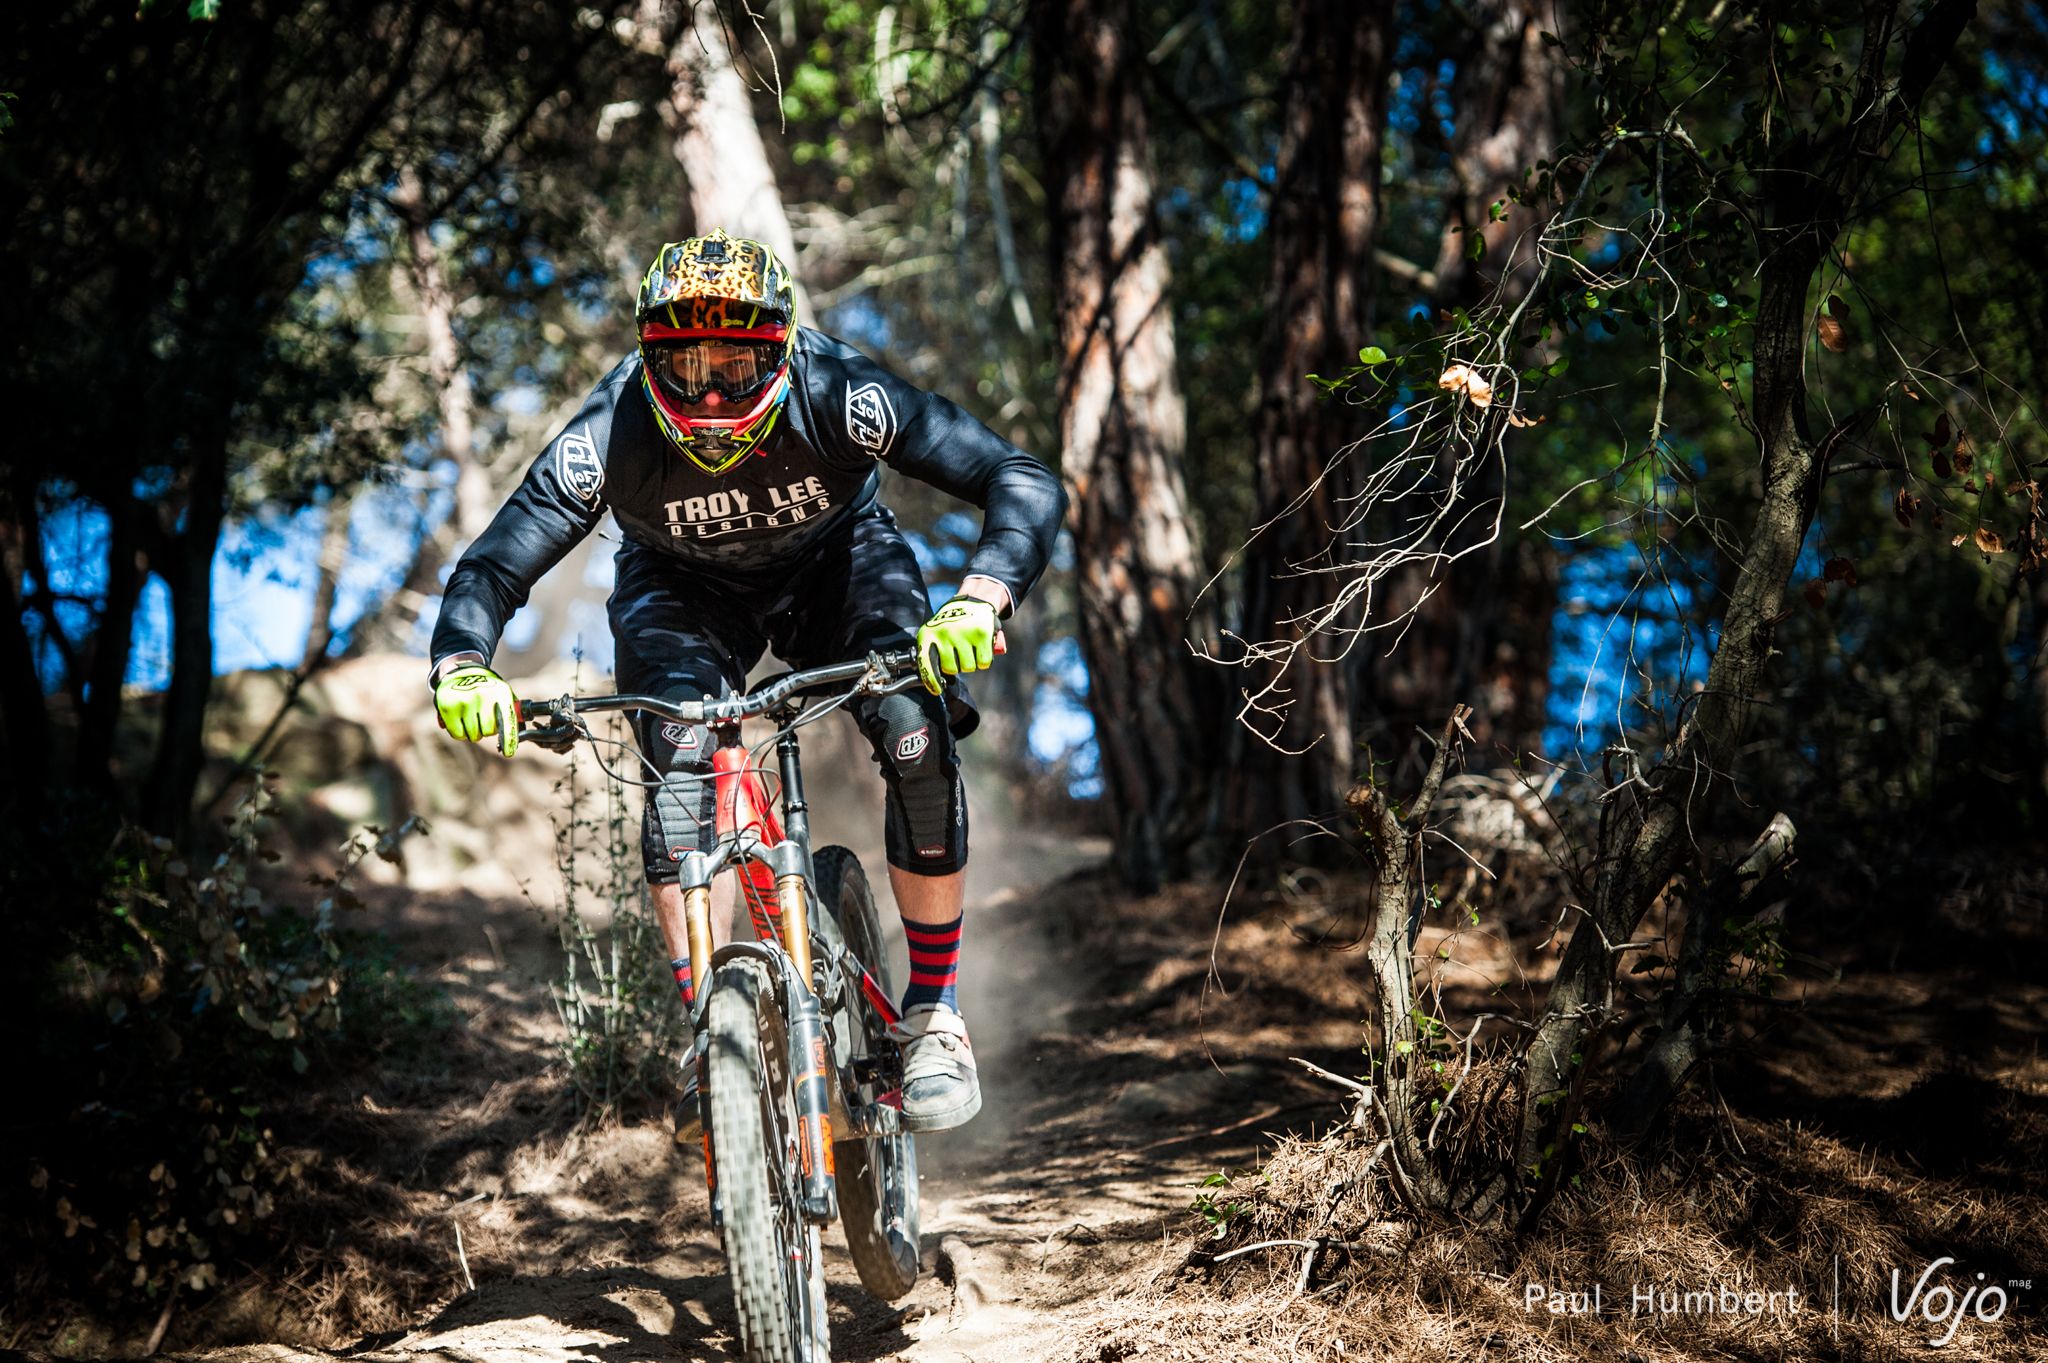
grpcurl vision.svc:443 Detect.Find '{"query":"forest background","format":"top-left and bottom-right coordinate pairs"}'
top-left (5, 0), bottom-right (2048, 1342)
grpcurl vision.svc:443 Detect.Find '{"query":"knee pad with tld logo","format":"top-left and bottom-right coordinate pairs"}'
top-left (866, 690), bottom-right (967, 876)
top-left (640, 717), bottom-right (715, 884)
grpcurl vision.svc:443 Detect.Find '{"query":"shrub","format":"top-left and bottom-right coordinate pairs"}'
top-left (14, 778), bottom-right (435, 1301)
top-left (541, 740), bottom-right (689, 1122)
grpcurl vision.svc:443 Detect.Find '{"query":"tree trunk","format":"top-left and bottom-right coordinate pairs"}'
top-left (348, 168), bottom-right (494, 658)
top-left (1512, 0), bottom-right (1977, 1214)
top-left (301, 491), bottom-right (354, 671)
top-left (1033, 0), bottom-right (1218, 890)
top-left (0, 480), bottom-right (50, 807)
top-left (392, 166), bottom-right (491, 543)
top-left (73, 493), bottom-right (149, 793)
top-left (1354, 0), bottom-right (1564, 772)
top-left (143, 449), bottom-right (229, 841)
top-left (1428, 0), bottom-right (1563, 305)
top-left (1611, 813), bottom-right (1796, 1140)
top-left (1220, 0), bottom-right (1393, 855)
top-left (1344, 706), bottom-right (1476, 1213)
top-left (669, 3), bottom-right (815, 326)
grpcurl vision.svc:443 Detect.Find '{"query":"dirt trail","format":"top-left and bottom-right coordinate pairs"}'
top-left (124, 849), bottom-right (1340, 1363)
top-left (51, 706), bottom-right (1357, 1363)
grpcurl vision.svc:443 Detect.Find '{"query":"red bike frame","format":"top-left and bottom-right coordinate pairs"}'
top-left (711, 735), bottom-right (901, 1029)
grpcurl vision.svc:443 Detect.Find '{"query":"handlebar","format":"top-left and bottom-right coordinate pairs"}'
top-left (516, 647), bottom-right (922, 745)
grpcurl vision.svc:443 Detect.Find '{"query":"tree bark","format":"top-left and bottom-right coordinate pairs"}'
top-left (142, 447), bottom-right (229, 841)
top-left (1611, 813), bottom-right (1796, 1139)
top-left (0, 479), bottom-right (51, 807)
top-left (1428, 0), bottom-right (1563, 306)
top-left (1034, 0), bottom-right (1218, 891)
top-left (1511, 0), bottom-right (1978, 1215)
top-left (1344, 705), bottom-right (1475, 1212)
top-left (73, 494), bottom-right (149, 793)
top-left (301, 492), bottom-right (353, 671)
top-left (669, 3), bottom-right (816, 326)
top-left (392, 166), bottom-right (491, 544)
top-left (1355, 0), bottom-right (1564, 772)
top-left (1221, 0), bottom-right (1394, 855)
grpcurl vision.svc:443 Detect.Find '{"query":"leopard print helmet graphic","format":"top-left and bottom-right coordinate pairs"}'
top-left (636, 230), bottom-right (801, 475)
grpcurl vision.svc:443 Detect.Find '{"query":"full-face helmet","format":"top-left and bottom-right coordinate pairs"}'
top-left (636, 229), bottom-right (799, 475)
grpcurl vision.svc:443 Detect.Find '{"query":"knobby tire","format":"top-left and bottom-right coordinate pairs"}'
top-left (813, 845), bottom-right (921, 1301)
top-left (706, 959), bottom-right (829, 1363)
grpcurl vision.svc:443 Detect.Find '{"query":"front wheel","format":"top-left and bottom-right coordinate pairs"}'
top-left (705, 959), bottom-right (829, 1363)
top-left (814, 845), bottom-right (921, 1301)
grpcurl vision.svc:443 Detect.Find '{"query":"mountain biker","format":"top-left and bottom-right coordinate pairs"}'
top-left (428, 229), bottom-right (1066, 1134)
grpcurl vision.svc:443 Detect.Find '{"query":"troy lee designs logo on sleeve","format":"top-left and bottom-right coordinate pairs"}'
top-left (556, 426), bottom-right (603, 502)
top-left (845, 381), bottom-right (897, 458)
top-left (663, 477), bottom-right (832, 539)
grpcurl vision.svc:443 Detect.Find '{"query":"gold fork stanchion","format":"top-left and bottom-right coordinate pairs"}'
top-left (684, 883), bottom-right (714, 1002)
top-left (776, 873), bottom-right (813, 993)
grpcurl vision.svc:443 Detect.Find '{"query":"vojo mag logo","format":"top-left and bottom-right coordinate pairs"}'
top-left (1890, 1257), bottom-right (2015, 1348)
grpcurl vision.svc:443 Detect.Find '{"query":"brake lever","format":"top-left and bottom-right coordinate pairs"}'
top-left (518, 694), bottom-right (583, 753)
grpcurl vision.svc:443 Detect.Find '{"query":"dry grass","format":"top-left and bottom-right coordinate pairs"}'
top-left (1050, 833), bottom-right (2048, 1363)
top-left (1066, 1078), bottom-right (2047, 1363)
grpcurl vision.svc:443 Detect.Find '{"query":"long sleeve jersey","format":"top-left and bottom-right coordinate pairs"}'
top-left (429, 328), bottom-right (1069, 672)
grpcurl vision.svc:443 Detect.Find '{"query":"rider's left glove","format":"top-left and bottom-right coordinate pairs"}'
top-left (435, 664), bottom-right (520, 757)
top-left (916, 596), bottom-right (1001, 697)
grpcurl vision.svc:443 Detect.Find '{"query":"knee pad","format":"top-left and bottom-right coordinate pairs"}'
top-left (641, 718), bottom-right (715, 884)
top-left (870, 691), bottom-right (967, 877)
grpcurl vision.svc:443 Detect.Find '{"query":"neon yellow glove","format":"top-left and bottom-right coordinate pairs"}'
top-left (916, 596), bottom-right (1001, 696)
top-left (434, 664), bottom-right (519, 756)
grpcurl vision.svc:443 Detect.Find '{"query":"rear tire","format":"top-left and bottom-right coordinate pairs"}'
top-left (813, 846), bottom-right (921, 1301)
top-left (705, 959), bottom-right (829, 1363)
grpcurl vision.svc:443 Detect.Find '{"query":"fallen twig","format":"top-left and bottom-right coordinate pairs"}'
top-left (1209, 1238), bottom-right (1316, 1263)
top-left (1130, 1102), bottom-right (1325, 1153)
top-left (453, 1222), bottom-right (475, 1294)
top-left (141, 1282), bottom-right (179, 1357)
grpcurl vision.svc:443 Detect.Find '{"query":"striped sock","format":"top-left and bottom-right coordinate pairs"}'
top-left (671, 957), bottom-right (694, 1007)
top-left (901, 914), bottom-right (963, 1013)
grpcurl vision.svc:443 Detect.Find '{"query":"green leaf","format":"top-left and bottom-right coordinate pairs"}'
top-left (188, 0), bottom-right (222, 18)
top-left (1708, 292), bottom-right (1729, 308)
top-left (1358, 346), bottom-right (1389, 365)
top-left (1539, 29), bottom-right (1560, 45)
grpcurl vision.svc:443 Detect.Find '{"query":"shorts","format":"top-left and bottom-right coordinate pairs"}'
top-left (608, 503), bottom-right (973, 883)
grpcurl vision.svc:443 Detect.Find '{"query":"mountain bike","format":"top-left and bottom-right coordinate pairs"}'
top-left (516, 649), bottom-right (926, 1363)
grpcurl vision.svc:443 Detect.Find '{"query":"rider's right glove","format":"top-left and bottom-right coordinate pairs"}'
top-left (434, 664), bottom-right (520, 757)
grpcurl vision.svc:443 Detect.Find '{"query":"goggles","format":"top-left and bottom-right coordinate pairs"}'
top-left (641, 324), bottom-right (789, 406)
